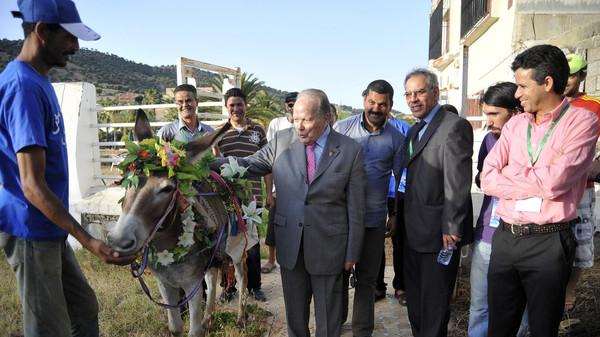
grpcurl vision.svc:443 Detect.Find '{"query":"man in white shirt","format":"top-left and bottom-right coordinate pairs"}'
top-left (262, 92), bottom-right (297, 273)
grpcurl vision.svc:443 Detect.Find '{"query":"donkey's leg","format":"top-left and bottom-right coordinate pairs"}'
top-left (157, 282), bottom-right (184, 337)
top-left (204, 267), bottom-right (218, 321)
top-left (234, 260), bottom-right (248, 325)
top-left (182, 280), bottom-right (207, 337)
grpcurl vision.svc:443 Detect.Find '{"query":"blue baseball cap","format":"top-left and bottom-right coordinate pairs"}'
top-left (11, 0), bottom-right (100, 41)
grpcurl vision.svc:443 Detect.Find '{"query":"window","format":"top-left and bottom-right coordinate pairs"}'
top-left (429, 1), bottom-right (443, 60)
top-left (461, 0), bottom-right (490, 38)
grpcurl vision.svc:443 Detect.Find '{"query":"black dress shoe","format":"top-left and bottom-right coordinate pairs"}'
top-left (374, 289), bottom-right (386, 301)
top-left (251, 288), bottom-right (267, 302)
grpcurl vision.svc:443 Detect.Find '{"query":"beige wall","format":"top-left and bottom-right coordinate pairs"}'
top-left (514, 13), bottom-right (600, 97)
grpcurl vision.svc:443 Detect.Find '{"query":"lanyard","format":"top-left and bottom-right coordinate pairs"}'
top-left (409, 139), bottom-right (414, 158)
top-left (527, 104), bottom-right (569, 166)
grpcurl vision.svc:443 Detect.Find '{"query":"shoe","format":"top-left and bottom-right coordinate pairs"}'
top-left (374, 289), bottom-right (386, 302)
top-left (261, 261), bottom-right (276, 273)
top-left (394, 289), bottom-right (407, 306)
top-left (251, 288), bottom-right (267, 302)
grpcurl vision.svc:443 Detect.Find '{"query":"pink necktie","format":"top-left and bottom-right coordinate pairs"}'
top-left (306, 143), bottom-right (316, 184)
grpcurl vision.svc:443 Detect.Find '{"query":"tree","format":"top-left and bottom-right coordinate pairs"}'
top-left (209, 72), bottom-right (283, 127)
top-left (247, 90), bottom-right (283, 126)
top-left (142, 88), bottom-right (162, 105)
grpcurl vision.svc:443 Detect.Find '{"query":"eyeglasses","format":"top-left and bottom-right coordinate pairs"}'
top-left (286, 102), bottom-right (295, 108)
top-left (403, 89), bottom-right (429, 98)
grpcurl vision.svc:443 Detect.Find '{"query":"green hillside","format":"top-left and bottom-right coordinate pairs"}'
top-left (0, 39), bottom-right (286, 101)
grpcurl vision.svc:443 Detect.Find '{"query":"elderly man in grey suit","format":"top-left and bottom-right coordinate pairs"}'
top-left (215, 89), bottom-right (366, 337)
top-left (399, 69), bottom-right (473, 337)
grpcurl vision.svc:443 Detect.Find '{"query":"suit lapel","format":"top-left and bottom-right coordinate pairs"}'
top-left (408, 108), bottom-right (446, 165)
top-left (312, 131), bottom-right (340, 184)
top-left (291, 135), bottom-right (308, 184)
top-left (402, 124), bottom-right (419, 167)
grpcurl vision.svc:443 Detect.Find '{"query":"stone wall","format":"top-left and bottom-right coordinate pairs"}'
top-left (514, 13), bottom-right (600, 96)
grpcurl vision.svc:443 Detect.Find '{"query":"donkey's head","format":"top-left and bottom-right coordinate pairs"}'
top-left (107, 109), bottom-right (230, 256)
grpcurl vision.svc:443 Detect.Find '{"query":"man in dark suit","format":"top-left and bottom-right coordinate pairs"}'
top-left (399, 68), bottom-right (473, 337)
top-left (217, 89), bottom-right (366, 337)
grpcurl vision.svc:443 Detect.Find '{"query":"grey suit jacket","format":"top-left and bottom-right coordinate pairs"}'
top-left (238, 127), bottom-right (366, 275)
top-left (401, 108), bottom-right (474, 253)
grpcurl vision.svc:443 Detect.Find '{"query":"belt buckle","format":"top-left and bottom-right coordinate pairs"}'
top-left (511, 223), bottom-right (524, 236)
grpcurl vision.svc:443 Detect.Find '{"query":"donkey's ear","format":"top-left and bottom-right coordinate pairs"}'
top-left (184, 122), bottom-right (232, 159)
top-left (133, 109), bottom-right (153, 141)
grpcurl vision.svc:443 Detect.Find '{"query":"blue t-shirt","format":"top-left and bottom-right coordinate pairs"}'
top-left (0, 60), bottom-right (69, 240)
top-left (387, 117), bottom-right (410, 198)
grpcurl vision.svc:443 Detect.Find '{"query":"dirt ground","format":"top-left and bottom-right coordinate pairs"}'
top-left (448, 235), bottom-right (600, 337)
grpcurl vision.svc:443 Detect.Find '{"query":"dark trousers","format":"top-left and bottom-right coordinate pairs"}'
top-left (342, 226), bottom-right (385, 336)
top-left (404, 239), bottom-right (459, 337)
top-left (488, 227), bottom-right (575, 337)
top-left (377, 198), bottom-right (405, 291)
top-left (246, 243), bottom-right (262, 290)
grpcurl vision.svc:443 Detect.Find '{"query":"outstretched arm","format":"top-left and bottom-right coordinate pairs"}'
top-left (17, 146), bottom-right (135, 265)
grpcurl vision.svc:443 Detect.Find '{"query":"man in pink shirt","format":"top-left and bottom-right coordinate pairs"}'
top-left (481, 44), bottom-right (599, 337)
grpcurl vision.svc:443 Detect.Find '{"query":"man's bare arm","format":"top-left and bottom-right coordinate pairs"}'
top-left (17, 146), bottom-right (134, 265)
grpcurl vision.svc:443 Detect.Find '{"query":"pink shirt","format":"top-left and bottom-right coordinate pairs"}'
top-left (481, 98), bottom-right (599, 225)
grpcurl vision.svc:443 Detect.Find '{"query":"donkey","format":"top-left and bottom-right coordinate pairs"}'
top-left (107, 110), bottom-right (248, 337)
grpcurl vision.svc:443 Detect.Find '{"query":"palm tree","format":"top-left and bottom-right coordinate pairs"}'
top-left (247, 90), bottom-right (283, 126)
top-left (209, 72), bottom-right (283, 126)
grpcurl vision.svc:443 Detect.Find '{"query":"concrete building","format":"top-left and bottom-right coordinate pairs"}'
top-left (428, 0), bottom-right (600, 129)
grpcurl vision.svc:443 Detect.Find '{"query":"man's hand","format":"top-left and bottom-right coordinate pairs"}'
top-left (266, 193), bottom-right (274, 210)
top-left (84, 238), bottom-right (137, 266)
top-left (385, 215), bottom-right (396, 238)
top-left (344, 261), bottom-right (356, 271)
top-left (442, 234), bottom-right (461, 251)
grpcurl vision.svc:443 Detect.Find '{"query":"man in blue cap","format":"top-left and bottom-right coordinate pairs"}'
top-left (0, 1), bottom-right (134, 336)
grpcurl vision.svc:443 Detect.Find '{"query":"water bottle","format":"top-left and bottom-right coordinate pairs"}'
top-left (437, 246), bottom-right (454, 266)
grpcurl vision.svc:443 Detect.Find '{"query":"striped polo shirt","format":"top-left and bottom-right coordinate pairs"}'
top-left (217, 118), bottom-right (267, 206)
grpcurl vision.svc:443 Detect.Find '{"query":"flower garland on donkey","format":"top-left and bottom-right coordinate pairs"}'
top-left (118, 136), bottom-right (262, 267)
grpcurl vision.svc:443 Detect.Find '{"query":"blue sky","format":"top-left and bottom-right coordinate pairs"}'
top-left (0, 0), bottom-right (431, 112)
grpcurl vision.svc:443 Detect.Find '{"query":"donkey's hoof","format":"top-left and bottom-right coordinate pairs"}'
top-left (201, 316), bottom-right (212, 331)
top-left (169, 330), bottom-right (183, 337)
top-left (236, 311), bottom-right (248, 327)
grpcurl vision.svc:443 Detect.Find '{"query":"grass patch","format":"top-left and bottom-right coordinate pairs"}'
top-left (0, 249), bottom-right (271, 337)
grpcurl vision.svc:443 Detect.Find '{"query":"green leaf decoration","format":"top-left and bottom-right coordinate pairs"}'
top-left (124, 140), bottom-right (140, 154)
top-left (175, 172), bottom-right (198, 181)
top-left (119, 153), bottom-right (138, 168)
top-left (131, 174), bottom-right (139, 189)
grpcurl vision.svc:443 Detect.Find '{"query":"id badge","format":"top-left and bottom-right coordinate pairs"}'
top-left (397, 168), bottom-right (407, 193)
top-left (515, 197), bottom-right (542, 213)
top-left (489, 197), bottom-right (500, 228)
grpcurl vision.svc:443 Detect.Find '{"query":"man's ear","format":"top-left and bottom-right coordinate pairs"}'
top-left (432, 87), bottom-right (440, 101)
top-left (543, 75), bottom-right (555, 93)
top-left (32, 22), bottom-right (47, 44)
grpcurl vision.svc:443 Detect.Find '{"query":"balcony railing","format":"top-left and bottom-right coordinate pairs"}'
top-left (429, 0), bottom-right (443, 60)
top-left (461, 0), bottom-right (489, 38)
